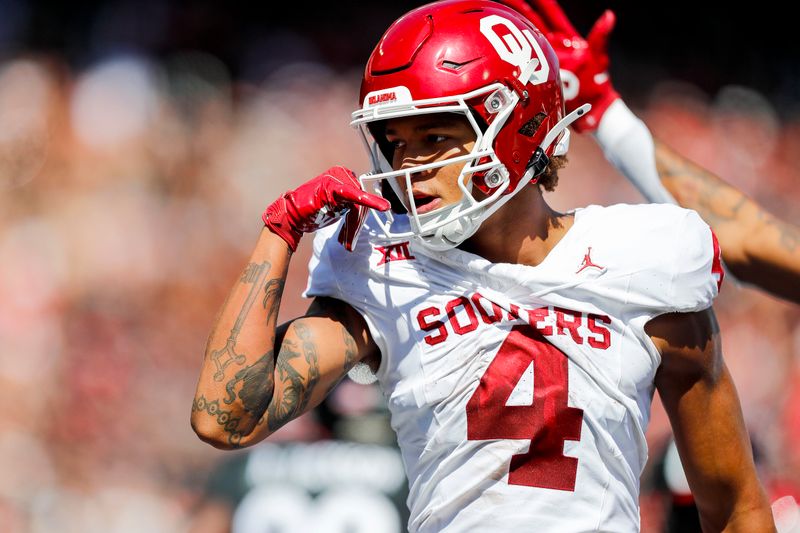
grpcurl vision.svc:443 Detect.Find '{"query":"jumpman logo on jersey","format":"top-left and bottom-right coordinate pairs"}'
top-left (576, 247), bottom-right (604, 274)
top-left (375, 241), bottom-right (416, 266)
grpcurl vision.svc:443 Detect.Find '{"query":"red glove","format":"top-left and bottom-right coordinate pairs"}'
top-left (496, 0), bottom-right (620, 132)
top-left (262, 166), bottom-right (390, 252)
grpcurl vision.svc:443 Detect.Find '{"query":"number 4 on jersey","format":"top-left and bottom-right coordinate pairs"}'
top-left (466, 325), bottom-right (584, 491)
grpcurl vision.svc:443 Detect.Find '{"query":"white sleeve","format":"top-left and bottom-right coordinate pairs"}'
top-left (303, 226), bottom-right (389, 358)
top-left (618, 205), bottom-right (723, 315)
top-left (304, 228), bottom-right (343, 301)
top-left (593, 99), bottom-right (677, 205)
top-left (666, 209), bottom-right (723, 313)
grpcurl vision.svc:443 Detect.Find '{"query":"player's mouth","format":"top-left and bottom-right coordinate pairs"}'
top-left (413, 193), bottom-right (442, 215)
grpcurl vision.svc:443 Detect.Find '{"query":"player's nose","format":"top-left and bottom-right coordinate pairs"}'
top-left (399, 156), bottom-right (436, 180)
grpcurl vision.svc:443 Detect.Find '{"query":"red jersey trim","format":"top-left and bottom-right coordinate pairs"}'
top-left (710, 230), bottom-right (724, 293)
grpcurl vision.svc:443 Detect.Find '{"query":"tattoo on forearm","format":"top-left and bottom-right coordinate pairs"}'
top-left (223, 351), bottom-right (275, 417)
top-left (294, 323), bottom-right (320, 414)
top-left (656, 143), bottom-right (747, 227)
top-left (778, 224), bottom-right (800, 253)
top-left (700, 190), bottom-right (748, 230)
top-left (267, 340), bottom-right (306, 431)
top-left (263, 279), bottom-right (285, 325)
top-left (209, 262), bottom-right (271, 381)
top-left (757, 210), bottom-right (800, 253)
top-left (343, 327), bottom-right (358, 372)
top-left (192, 395), bottom-right (244, 447)
top-left (317, 328), bottom-right (360, 399)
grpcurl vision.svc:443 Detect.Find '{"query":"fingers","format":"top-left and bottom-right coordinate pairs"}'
top-left (323, 167), bottom-right (390, 211)
top-left (530, 0), bottom-right (579, 36)
top-left (352, 189), bottom-right (391, 211)
top-left (309, 165), bottom-right (390, 250)
top-left (319, 166), bottom-right (389, 250)
top-left (494, 0), bottom-right (550, 32)
top-left (337, 204), bottom-right (369, 251)
top-left (587, 10), bottom-right (616, 54)
top-left (333, 183), bottom-right (391, 211)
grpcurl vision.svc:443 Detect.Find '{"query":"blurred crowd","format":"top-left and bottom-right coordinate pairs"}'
top-left (1, 10), bottom-right (799, 533)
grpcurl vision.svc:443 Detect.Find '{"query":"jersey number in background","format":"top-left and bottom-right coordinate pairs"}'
top-left (466, 325), bottom-right (583, 491)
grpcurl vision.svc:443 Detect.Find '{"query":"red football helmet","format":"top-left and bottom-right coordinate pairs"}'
top-left (350, 0), bottom-right (590, 250)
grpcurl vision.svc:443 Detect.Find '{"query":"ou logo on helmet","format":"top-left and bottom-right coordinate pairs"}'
top-left (479, 14), bottom-right (550, 85)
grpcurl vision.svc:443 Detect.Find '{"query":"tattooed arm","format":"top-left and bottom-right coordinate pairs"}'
top-left (191, 228), bottom-right (378, 449)
top-left (655, 140), bottom-right (800, 304)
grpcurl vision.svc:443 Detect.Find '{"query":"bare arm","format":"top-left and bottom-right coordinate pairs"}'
top-left (655, 141), bottom-right (800, 303)
top-left (191, 228), bottom-right (378, 449)
top-left (649, 309), bottom-right (774, 532)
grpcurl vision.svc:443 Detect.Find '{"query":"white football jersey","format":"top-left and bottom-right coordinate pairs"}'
top-left (304, 203), bottom-right (722, 533)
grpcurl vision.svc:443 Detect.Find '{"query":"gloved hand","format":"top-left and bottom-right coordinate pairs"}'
top-left (262, 166), bottom-right (390, 252)
top-left (496, 0), bottom-right (620, 132)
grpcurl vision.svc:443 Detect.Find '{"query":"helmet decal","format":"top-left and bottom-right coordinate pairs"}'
top-left (363, 86), bottom-right (413, 108)
top-left (479, 14), bottom-right (550, 85)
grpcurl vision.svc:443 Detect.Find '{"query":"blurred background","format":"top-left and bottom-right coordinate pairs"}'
top-left (0, 0), bottom-right (798, 531)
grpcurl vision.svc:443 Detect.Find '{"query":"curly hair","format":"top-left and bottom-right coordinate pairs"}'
top-left (536, 155), bottom-right (567, 192)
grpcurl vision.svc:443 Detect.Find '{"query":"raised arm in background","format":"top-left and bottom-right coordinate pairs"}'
top-left (498, 0), bottom-right (800, 304)
top-left (654, 140), bottom-right (800, 303)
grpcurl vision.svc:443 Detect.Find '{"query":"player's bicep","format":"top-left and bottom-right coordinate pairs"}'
top-left (265, 297), bottom-right (378, 434)
top-left (649, 309), bottom-right (740, 472)
top-left (648, 308), bottom-right (721, 388)
top-left (648, 309), bottom-right (769, 530)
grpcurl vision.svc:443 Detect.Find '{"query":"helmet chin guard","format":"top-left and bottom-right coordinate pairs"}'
top-left (351, 0), bottom-right (587, 251)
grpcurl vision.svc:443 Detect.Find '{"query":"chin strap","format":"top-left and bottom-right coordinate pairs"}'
top-left (526, 103), bottom-right (592, 178)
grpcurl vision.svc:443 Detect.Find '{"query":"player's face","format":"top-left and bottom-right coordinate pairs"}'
top-left (384, 113), bottom-right (477, 214)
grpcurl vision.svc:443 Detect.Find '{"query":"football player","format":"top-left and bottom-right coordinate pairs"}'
top-left (191, 1), bottom-right (775, 531)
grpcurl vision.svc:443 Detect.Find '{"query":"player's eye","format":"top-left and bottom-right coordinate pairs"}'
top-left (426, 134), bottom-right (448, 144)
